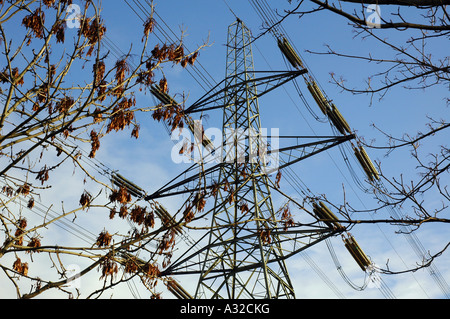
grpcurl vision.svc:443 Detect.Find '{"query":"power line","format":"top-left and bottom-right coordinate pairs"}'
top-left (124, 0), bottom-right (355, 298)
top-left (123, 0), bottom-right (390, 299)
top-left (121, 0), bottom-right (449, 299)
top-left (246, 0), bottom-right (401, 298)
top-left (247, 0), bottom-right (450, 298)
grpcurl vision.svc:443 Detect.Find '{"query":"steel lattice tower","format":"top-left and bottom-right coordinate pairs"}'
top-left (147, 19), bottom-right (356, 299)
top-left (194, 20), bottom-right (295, 299)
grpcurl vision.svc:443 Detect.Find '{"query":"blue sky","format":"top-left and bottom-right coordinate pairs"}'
top-left (1, 0), bottom-right (448, 299)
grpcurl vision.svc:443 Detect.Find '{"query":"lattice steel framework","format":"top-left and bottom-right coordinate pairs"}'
top-left (194, 20), bottom-right (295, 299)
top-left (148, 19), bottom-right (355, 299)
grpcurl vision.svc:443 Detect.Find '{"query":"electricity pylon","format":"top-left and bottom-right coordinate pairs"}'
top-left (147, 19), bottom-right (355, 299)
top-left (193, 19), bottom-right (297, 299)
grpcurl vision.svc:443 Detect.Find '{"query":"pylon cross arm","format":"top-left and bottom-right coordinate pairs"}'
top-left (185, 70), bottom-right (307, 114)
